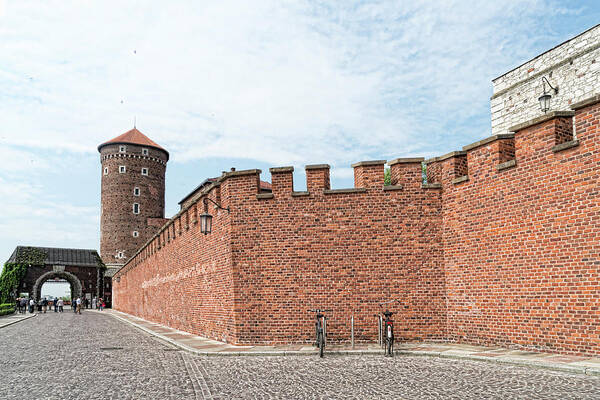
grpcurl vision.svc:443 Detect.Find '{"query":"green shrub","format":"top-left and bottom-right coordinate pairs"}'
top-left (0, 303), bottom-right (15, 311)
top-left (0, 307), bottom-right (15, 316)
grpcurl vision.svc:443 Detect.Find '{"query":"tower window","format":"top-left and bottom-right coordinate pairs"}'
top-left (119, 165), bottom-right (126, 173)
top-left (134, 187), bottom-right (140, 196)
top-left (133, 231), bottom-right (139, 237)
top-left (117, 251), bottom-right (124, 259)
top-left (119, 145), bottom-right (126, 153)
top-left (141, 168), bottom-right (148, 176)
top-left (103, 167), bottom-right (108, 175)
top-left (142, 148), bottom-right (149, 156)
top-left (133, 203), bottom-right (140, 214)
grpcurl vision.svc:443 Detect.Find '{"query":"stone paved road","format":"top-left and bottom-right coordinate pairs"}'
top-left (1, 310), bottom-right (599, 399)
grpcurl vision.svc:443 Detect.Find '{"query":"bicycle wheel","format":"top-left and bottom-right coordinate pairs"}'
top-left (319, 331), bottom-right (324, 358)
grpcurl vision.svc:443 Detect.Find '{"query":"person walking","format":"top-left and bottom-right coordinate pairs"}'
top-left (92, 297), bottom-right (97, 310)
top-left (29, 298), bottom-right (34, 313)
top-left (76, 297), bottom-right (82, 314)
top-left (42, 297), bottom-right (48, 313)
top-left (72, 299), bottom-right (77, 313)
top-left (58, 298), bottom-right (64, 312)
top-left (20, 297), bottom-right (27, 314)
top-left (99, 298), bottom-right (104, 311)
top-left (54, 298), bottom-right (58, 312)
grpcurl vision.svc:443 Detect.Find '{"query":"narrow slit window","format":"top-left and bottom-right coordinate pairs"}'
top-left (141, 168), bottom-right (148, 176)
top-left (119, 145), bottom-right (126, 153)
top-left (133, 203), bottom-right (140, 214)
top-left (119, 165), bottom-right (126, 173)
top-left (142, 148), bottom-right (149, 156)
top-left (103, 167), bottom-right (108, 175)
top-left (134, 187), bottom-right (140, 196)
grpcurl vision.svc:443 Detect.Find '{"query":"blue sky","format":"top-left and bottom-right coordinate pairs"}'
top-left (1, 1), bottom-right (599, 287)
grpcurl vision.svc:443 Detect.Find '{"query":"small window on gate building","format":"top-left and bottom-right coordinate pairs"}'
top-left (104, 167), bottom-right (108, 175)
top-left (141, 168), bottom-right (148, 176)
top-left (119, 165), bottom-right (126, 173)
top-left (133, 203), bottom-right (140, 214)
top-left (134, 187), bottom-right (140, 196)
top-left (142, 148), bottom-right (149, 156)
top-left (117, 251), bottom-right (124, 259)
top-left (119, 145), bottom-right (126, 153)
top-left (133, 231), bottom-right (139, 237)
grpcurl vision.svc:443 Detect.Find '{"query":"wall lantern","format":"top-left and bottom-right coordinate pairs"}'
top-left (538, 76), bottom-right (558, 114)
top-left (200, 197), bottom-right (230, 235)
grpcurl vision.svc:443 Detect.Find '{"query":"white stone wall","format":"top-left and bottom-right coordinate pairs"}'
top-left (491, 25), bottom-right (600, 134)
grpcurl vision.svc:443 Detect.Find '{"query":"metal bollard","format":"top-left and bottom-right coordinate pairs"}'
top-left (351, 314), bottom-right (354, 349)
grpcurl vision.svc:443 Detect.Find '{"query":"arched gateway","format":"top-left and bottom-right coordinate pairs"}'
top-left (32, 270), bottom-right (82, 301)
top-left (5, 246), bottom-right (106, 304)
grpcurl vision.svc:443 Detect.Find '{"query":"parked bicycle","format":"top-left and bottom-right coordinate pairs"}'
top-left (308, 309), bottom-right (331, 357)
top-left (376, 300), bottom-right (400, 357)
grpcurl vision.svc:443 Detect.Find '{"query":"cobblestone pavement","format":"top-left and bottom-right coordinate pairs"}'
top-left (2, 311), bottom-right (600, 399)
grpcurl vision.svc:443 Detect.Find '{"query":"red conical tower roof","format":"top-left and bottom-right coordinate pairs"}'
top-left (98, 128), bottom-right (169, 159)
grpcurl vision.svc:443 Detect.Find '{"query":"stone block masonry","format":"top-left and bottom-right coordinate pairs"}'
top-left (491, 24), bottom-right (600, 135)
top-left (114, 96), bottom-right (600, 356)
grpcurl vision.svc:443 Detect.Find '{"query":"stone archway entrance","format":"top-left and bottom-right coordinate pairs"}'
top-left (32, 270), bottom-right (82, 301)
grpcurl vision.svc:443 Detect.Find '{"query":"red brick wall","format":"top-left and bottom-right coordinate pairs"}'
top-left (113, 100), bottom-right (600, 355)
top-left (433, 105), bottom-right (600, 356)
top-left (114, 165), bottom-right (445, 345)
top-left (229, 163), bottom-right (444, 344)
top-left (112, 182), bottom-right (238, 343)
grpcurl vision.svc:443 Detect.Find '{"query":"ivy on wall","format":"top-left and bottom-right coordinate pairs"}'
top-left (0, 247), bottom-right (47, 303)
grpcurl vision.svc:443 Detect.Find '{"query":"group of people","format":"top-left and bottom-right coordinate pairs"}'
top-left (15, 297), bottom-right (35, 314)
top-left (40, 297), bottom-right (65, 313)
top-left (71, 296), bottom-right (106, 313)
top-left (14, 296), bottom-right (106, 314)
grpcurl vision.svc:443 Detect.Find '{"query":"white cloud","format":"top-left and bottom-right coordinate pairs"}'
top-left (0, 0), bottom-right (583, 169)
top-left (0, 176), bottom-right (99, 260)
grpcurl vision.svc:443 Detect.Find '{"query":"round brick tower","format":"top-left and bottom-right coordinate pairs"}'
top-left (98, 128), bottom-right (169, 269)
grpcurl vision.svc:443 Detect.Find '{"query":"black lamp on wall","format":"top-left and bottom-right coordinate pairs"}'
top-left (199, 197), bottom-right (230, 235)
top-left (538, 76), bottom-right (558, 113)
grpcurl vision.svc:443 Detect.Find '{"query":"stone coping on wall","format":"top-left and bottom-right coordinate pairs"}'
top-left (497, 159), bottom-right (517, 171)
top-left (570, 94), bottom-right (600, 110)
top-left (508, 111), bottom-right (575, 133)
top-left (221, 168), bottom-right (262, 178)
top-left (269, 166), bottom-right (294, 173)
top-left (305, 164), bottom-right (330, 170)
top-left (383, 185), bottom-right (403, 191)
top-left (422, 183), bottom-right (442, 189)
top-left (451, 175), bottom-right (469, 185)
top-left (424, 151), bottom-right (467, 164)
top-left (388, 157), bottom-right (424, 165)
top-left (350, 160), bottom-right (387, 167)
top-left (291, 191), bottom-right (309, 197)
top-left (324, 188), bottom-right (368, 194)
top-left (552, 140), bottom-right (579, 153)
top-left (462, 134), bottom-right (515, 152)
